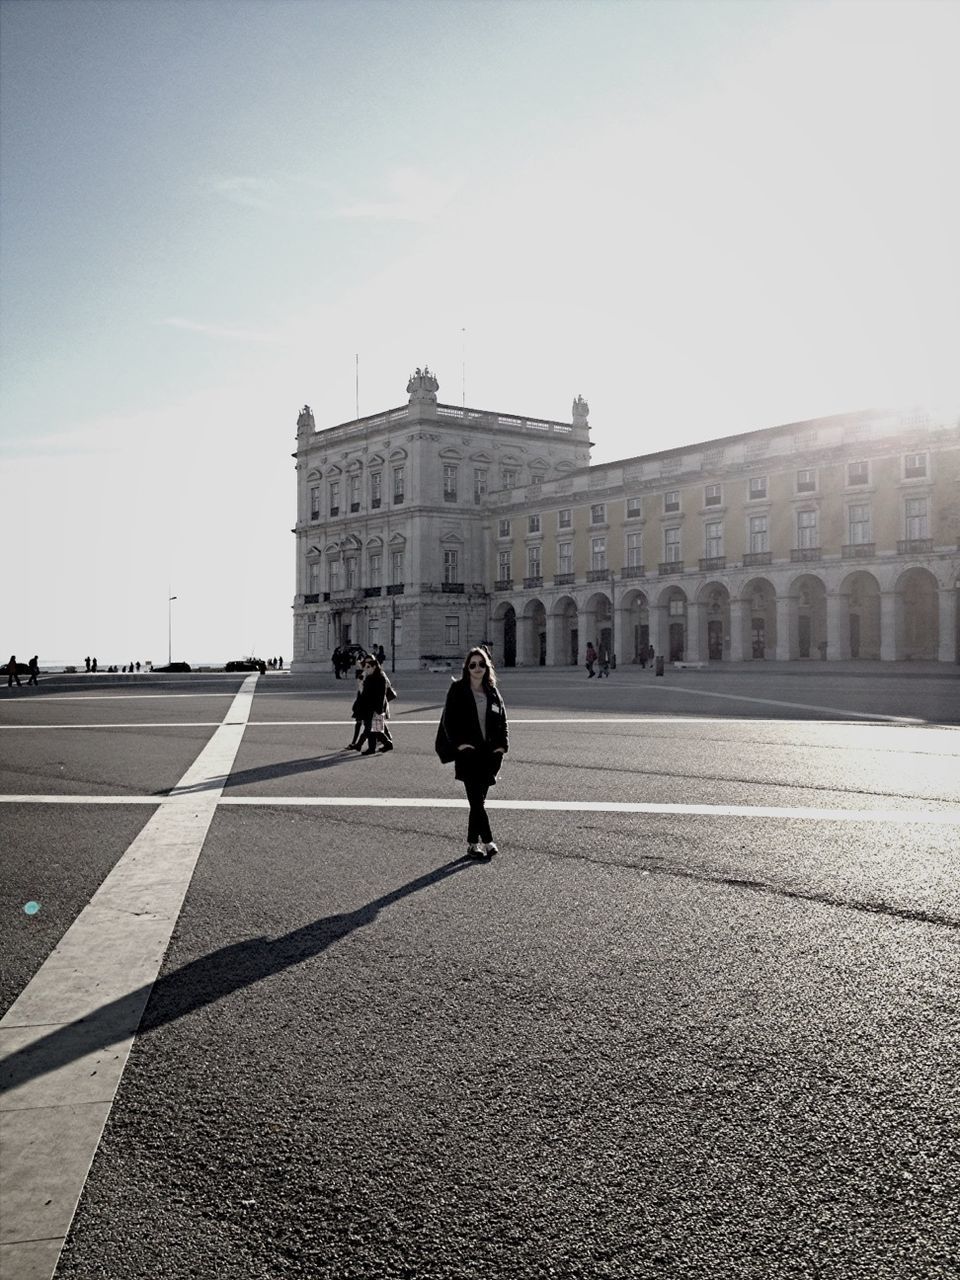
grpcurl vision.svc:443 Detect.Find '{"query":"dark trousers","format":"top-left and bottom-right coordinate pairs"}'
top-left (463, 775), bottom-right (493, 844)
top-left (360, 716), bottom-right (393, 751)
top-left (7, 674), bottom-right (21, 687)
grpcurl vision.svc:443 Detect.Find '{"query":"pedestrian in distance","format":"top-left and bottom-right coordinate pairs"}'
top-left (332, 646), bottom-right (343, 679)
top-left (598, 645), bottom-right (610, 678)
top-left (84, 655), bottom-right (91, 672)
top-left (436, 647), bottom-right (508, 859)
top-left (376, 643), bottom-right (386, 665)
top-left (358, 654), bottom-right (393, 754)
top-left (584, 640), bottom-right (597, 677)
top-left (6, 655), bottom-right (22, 688)
top-left (27, 655), bottom-right (39, 686)
top-left (92, 657), bottom-right (98, 673)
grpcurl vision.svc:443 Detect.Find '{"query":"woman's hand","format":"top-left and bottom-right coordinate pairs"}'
top-left (457, 744), bottom-right (474, 751)
top-left (492, 747), bottom-right (505, 754)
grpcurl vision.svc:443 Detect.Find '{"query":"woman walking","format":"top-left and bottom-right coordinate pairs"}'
top-left (357, 654), bottom-right (393, 754)
top-left (345, 660), bottom-right (366, 750)
top-left (440, 647), bottom-right (508, 858)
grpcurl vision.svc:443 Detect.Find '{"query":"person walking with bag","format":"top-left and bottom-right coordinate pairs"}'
top-left (345, 661), bottom-right (366, 750)
top-left (437, 647), bottom-right (508, 859)
top-left (358, 654), bottom-right (393, 754)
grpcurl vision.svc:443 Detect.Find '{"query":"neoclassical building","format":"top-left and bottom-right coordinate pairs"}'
top-left (292, 372), bottom-right (960, 670)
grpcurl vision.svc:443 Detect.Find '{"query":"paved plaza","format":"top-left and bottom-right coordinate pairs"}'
top-left (1, 664), bottom-right (959, 1280)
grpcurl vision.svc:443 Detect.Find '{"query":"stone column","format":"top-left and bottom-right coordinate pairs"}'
top-left (685, 601), bottom-right (702, 661)
top-left (648, 604), bottom-right (667, 659)
top-left (880, 591), bottom-right (898, 662)
top-left (613, 603), bottom-right (630, 663)
top-left (729, 598), bottom-right (746, 662)
top-left (938, 587), bottom-right (958, 664)
top-left (775, 595), bottom-right (795, 662)
top-left (826, 591), bottom-right (851, 660)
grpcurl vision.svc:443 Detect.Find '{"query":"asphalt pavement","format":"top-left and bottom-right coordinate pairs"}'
top-left (1, 664), bottom-right (959, 1280)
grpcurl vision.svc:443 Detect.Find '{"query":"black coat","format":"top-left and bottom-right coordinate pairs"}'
top-left (358, 669), bottom-right (388, 720)
top-left (438, 679), bottom-right (509, 783)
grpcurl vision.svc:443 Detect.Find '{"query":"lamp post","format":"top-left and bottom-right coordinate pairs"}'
top-left (168, 595), bottom-right (177, 666)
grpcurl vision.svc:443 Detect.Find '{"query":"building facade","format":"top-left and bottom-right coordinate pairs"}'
top-left (292, 373), bottom-right (960, 670)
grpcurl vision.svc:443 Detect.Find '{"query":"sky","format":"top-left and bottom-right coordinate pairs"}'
top-left (2, 0), bottom-right (958, 665)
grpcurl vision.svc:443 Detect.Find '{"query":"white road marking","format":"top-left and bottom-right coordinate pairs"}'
top-left (0, 723), bottom-right (224, 729)
top-left (0, 675), bottom-right (259, 1280)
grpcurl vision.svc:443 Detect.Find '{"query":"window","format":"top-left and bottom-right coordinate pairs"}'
top-left (848, 504), bottom-right (871, 545)
top-left (905, 496), bottom-right (928, 539)
top-left (797, 510), bottom-right (818, 548)
top-left (664, 490), bottom-right (680, 513)
top-left (502, 467), bottom-right (518, 488)
top-left (345, 555), bottom-right (358, 588)
top-left (443, 464), bottom-right (458, 502)
top-left (443, 549), bottom-right (459, 583)
top-left (591, 536), bottom-right (607, 570)
top-left (704, 484), bottom-right (722, 507)
top-left (329, 480), bottom-right (340, 515)
top-left (498, 550), bottom-right (512, 580)
top-left (390, 549), bottom-right (404, 584)
top-left (527, 545), bottom-right (541, 577)
top-left (369, 552), bottom-right (382, 586)
top-left (349, 474), bottom-right (361, 511)
top-left (558, 541), bottom-right (573, 575)
top-left (392, 466), bottom-right (405, 503)
top-left (329, 559), bottom-right (342, 592)
top-left (664, 527), bottom-right (681, 562)
top-left (370, 471), bottom-right (382, 508)
top-left (749, 514), bottom-right (768, 553)
top-left (748, 476), bottom-right (767, 500)
top-left (705, 520), bottom-right (723, 559)
top-left (306, 621), bottom-right (317, 651)
top-left (308, 561), bottom-right (321, 594)
top-left (847, 461), bottom-right (869, 486)
top-left (904, 453), bottom-right (927, 479)
top-left (590, 503), bottom-right (606, 524)
top-left (498, 519), bottom-right (511, 538)
top-left (797, 468), bottom-right (816, 493)
top-left (668, 597), bottom-right (685, 617)
top-left (445, 615), bottom-right (460, 646)
top-left (626, 531), bottom-right (642, 567)
top-left (626, 497), bottom-right (642, 518)
top-left (528, 514), bottom-right (541, 534)
top-left (368, 618), bottom-right (380, 648)
top-left (558, 508), bottom-right (572, 529)
top-left (474, 468), bottom-right (487, 501)
top-left (309, 485), bottom-right (320, 520)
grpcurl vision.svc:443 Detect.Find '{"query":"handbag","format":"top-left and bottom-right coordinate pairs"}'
top-left (371, 712), bottom-right (385, 734)
top-left (386, 682), bottom-right (397, 702)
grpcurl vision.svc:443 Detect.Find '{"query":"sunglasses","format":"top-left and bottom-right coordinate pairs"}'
top-left (468, 660), bottom-right (486, 670)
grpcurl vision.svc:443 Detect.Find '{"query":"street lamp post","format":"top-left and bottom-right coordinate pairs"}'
top-left (168, 595), bottom-right (177, 666)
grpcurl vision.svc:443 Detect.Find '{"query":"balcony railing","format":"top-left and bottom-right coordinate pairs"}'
top-left (523, 576), bottom-right (543, 589)
top-left (791, 547), bottom-right (822, 561)
top-left (350, 502), bottom-right (360, 513)
top-left (303, 593), bottom-right (320, 604)
top-left (620, 564), bottom-right (646, 579)
top-left (742, 551), bottom-right (772, 566)
top-left (364, 586), bottom-right (382, 597)
top-left (553, 572), bottom-right (575, 586)
top-left (371, 498), bottom-right (381, 509)
top-left (441, 582), bottom-right (465, 593)
top-left (322, 592), bottom-right (331, 602)
top-left (329, 506), bottom-right (339, 516)
top-left (586, 568), bottom-right (609, 582)
top-left (493, 579), bottom-right (514, 592)
top-left (386, 583), bottom-right (404, 595)
top-left (842, 543), bottom-right (875, 559)
top-left (699, 556), bottom-right (726, 572)
top-left (898, 538), bottom-right (933, 554)
top-left (658, 561), bottom-right (683, 575)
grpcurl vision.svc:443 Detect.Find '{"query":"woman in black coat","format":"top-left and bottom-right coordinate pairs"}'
top-left (357, 655), bottom-right (393, 754)
top-left (440, 647), bottom-right (509, 858)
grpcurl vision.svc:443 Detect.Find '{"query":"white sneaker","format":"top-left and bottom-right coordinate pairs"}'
top-left (483, 842), bottom-right (499, 857)
top-left (467, 842), bottom-right (484, 857)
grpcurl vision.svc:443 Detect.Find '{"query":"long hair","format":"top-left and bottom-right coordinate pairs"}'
top-left (460, 646), bottom-right (497, 690)
top-left (363, 654), bottom-right (382, 676)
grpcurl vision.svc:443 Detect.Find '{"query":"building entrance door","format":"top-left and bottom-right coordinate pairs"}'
top-left (849, 613), bottom-right (861, 658)
top-left (707, 620), bottom-right (723, 660)
top-left (669, 622), bottom-right (685, 661)
top-left (798, 614), bottom-right (811, 658)
top-left (570, 627), bottom-right (578, 665)
top-left (503, 609), bottom-right (517, 667)
top-left (751, 618), bottom-right (765, 659)
top-left (538, 631), bottom-right (546, 665)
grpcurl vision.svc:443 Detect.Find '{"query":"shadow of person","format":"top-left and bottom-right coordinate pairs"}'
top-left (154, 752), bottom-right (361, 796)
top-left (1, 856), bottom-right (476, 1097)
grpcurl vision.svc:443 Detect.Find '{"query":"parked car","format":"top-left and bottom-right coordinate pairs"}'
top-left (225, 658), bottom-right (267, 674)
top-left (153, 662), bottom-right (192, 673)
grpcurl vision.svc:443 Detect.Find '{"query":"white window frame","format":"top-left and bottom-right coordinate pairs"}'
top-left (664, 527), bottom-right (681, 562)
top-left (591, 536), bottom-right (607, 570)
top-left (664, 490), bottom-right (680, 513)
top-left (626, 497), bottom-right (642, 518)
top-left (558, 508), bottom-right (572, 529)
top-left (905, 496), bottom-right (929, 539)
top-left (444, 615), bottom-right (460, 646)
top-left (626, 531), bottom-right (642, 567)
top-left (748, 476), bottom-right (767, 500)
top-left (704, 521), bottom-right (723, 559)
top-left (498, 550), bottom-right (512, 580)
top-left (749, 514), bottom-right (768, 554)
top-left (498, 519), bottom-right (511, 538)
top-left (704, 485), bottom-right (722, 507)
top-left (527, 545), bottom-right (541, 577)
top-left (528, 514), bottom-right (541, 534)
top-left (557, 541), bottom-right (573, 575)
top-left (797, 509), bottom-right (818, 549)
top-left (442, 549), bottom-right (459, 584)
top-left (443, 464), bottom-right (458, 502)
top-left (848, 504), bottom-right (871, 546)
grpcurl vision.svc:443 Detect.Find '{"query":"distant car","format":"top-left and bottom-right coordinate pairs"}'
top-left (225, 658), bottom-right (267, 674)
top-left (154, 662), bottom-right (192, 673)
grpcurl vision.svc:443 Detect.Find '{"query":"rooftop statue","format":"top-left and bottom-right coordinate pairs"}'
top-left (407, 366), bottom-right (439, 403)
top-left (572, 394), bottom-right (589, 423)
top-left (297, 404), bottom-right (315, 432)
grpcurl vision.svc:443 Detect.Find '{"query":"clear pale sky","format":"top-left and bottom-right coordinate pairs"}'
top-left (2, 0), bottom-right (958, 665)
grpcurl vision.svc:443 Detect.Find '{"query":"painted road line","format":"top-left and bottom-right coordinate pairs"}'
top-left (630, 683), bottom-right (926, 724)
top-left (217, 796), bottom-right (960, 824)
top-left (0, 723), bottom-right (224, 730)
top-left (0, 675), bottom-right (259, 1280)
top-left (35, 692), bottom-right (240, 702)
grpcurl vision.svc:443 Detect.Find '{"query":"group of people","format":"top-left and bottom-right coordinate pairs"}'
top-left (332, 643), bottom-right (385, 678)
top-left (6, 655), bottom-right (39, 687)
top-left (338, 642), bottom-right (509, 861)
top-left (583, 641), bottom-right (611, 678)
